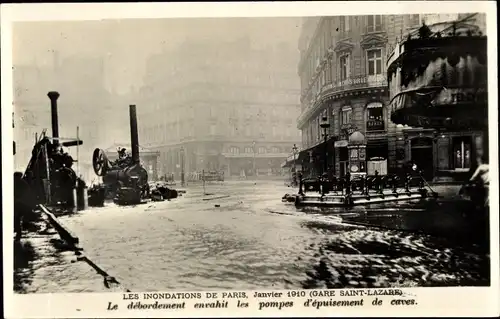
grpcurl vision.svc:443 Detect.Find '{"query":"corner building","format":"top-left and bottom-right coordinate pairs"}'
top-left (296, 14), bottom-right (482, 181)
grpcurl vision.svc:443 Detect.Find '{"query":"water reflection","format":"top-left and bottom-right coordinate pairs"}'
top-left (53, 182), bottom-right (489, 292)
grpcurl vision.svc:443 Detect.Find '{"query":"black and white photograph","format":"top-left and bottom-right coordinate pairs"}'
top-left (2, 2), bottom-right (497, 317)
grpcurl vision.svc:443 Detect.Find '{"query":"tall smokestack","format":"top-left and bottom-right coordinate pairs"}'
top-left (48, 91), bottom-right (60, 147)
top-left (129, 105), bottom-right (140, 164)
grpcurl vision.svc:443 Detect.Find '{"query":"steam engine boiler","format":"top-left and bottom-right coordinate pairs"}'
top-left (92, 105), bottom-right (149, 205)
top-left (23, 91), bottom-right (84, 208)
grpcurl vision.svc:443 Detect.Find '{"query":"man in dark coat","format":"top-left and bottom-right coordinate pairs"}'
top-left (14, 172), bottom-right (37, 240)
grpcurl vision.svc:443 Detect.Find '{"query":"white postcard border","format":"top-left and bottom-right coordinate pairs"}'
top-left (2, 1), bottom-right (499, 318)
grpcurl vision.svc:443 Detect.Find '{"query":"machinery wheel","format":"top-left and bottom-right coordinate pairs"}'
top-left (92, 148), bottom-right (109, 176)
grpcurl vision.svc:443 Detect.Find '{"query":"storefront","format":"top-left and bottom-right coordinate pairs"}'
top-left (297, 136), bottom-right (337, 178)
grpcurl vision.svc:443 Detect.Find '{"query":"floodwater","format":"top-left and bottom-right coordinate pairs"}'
top-left (53, 180), bottom-right (489, 292)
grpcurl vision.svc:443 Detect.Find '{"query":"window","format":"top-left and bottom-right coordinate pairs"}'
top-left (409, 14), bottom-right (420, 26)
top-left (229, 146), bottom-right (240, 155)
top-left (339, 16), bottom-right (350, 32)
top-left (341, 106), bottom-right (352, 125)
top-left (453, 138), bottom-right (471, 169)
top-left (258, 147), bottom-right (267, 154)
top-left (366, 102), bottom-right (384, 131)
top-left (245, 147), bottom-right (253, 153)
top-left (210, 124), bottom-right (216, 135)
top-left (366, 15), bottom-right (383, 32)
top-left (317, 117), bottom-right (321, 141)
top-left (367, 49), bottom-right (383, 75)
top-left (329, 108), bottom-right (335, 135)
top-left (326, 60), bottom-right (332, 83)
top-left (339, 54), bottom-right (350, 81)
top-left (272, 146), bottom-right (280, 153)
top-left (272, 126), bottom-right (277, 137)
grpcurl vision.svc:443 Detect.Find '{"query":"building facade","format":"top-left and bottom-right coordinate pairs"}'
top-left (13, 54), bottom-right (124, 182)
top-left (136, 38), bottom-right (301, 180)
top-left (296, 14), bottom-right (485, 181)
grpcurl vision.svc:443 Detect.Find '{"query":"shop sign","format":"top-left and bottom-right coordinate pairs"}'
top-left (334, 140), bottom-right (348, 148)
top-left (321, 76), bottom-right (369, 93)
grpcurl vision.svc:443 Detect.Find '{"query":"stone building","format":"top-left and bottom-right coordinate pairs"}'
top-left (136, 37), bottom-right (301, 179)
top-left (296, 13), bottom-right (485, 181)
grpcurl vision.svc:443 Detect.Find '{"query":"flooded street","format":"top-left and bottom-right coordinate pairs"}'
top-left (57, 180), bottom-right (490, 292)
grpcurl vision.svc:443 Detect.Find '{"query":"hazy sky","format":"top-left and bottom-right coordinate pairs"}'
top-left (13, 17), bottom-right (302, 94)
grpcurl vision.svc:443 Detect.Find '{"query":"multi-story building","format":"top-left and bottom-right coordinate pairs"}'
top-left (296, 13), bottom-right (486, 182)
top-left (136, 37), bottom-right (301, 179)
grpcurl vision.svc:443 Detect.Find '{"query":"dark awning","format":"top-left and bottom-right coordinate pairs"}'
top-left (296, 136), bottom-right (338, 163)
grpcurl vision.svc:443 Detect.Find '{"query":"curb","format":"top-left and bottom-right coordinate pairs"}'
top-left (39, 204), bottom-right (130, 292)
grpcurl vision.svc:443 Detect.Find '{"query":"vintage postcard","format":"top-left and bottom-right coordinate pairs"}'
top-left (2, 1), bottom-right (498, 318)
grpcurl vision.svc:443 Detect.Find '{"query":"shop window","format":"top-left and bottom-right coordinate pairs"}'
top-left (341, 106), bottom-right (352, 126)
top-left (366, 15), bottom-right (383, 32)
top-left (366, 49), bottom-right (383, 75)
top-left (453, 137), bottom-right (471, 170)
top-left (366, 102), bottom-right (384, 131)
top-left (339, 54), bottom-right (350, 81)
top-left (367, 142), bottom-right (388, 160)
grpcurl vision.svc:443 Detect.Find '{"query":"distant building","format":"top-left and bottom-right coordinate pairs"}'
top-left (296, 13), bottom-right (486, 182)
top-left (12, 53), bottom-right (120, 178)
top-left (136, 37), bottom-right (301, 179)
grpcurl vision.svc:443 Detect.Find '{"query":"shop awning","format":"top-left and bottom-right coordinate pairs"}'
top-left (389, 88), bottom-right (487, 130)
top-left (296, 136), bottom-right (338, 163)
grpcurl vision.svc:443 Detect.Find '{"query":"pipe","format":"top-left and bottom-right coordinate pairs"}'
top-left (48, 91), bottom-right (60, 147)
top-left (129, 105), bottom-right (140, 164)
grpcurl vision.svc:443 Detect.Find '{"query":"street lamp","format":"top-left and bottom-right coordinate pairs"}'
top-left (320, 115), bottom-right (331, 175)
top-left (291, 144), bottom-right (298, 184)
top-left (180, 146), bottom-right (185, 187)
top-left (252, 141), bottom-right (256, 177)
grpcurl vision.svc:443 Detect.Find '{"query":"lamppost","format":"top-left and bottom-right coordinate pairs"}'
top-left (252, 141), bottom-right (256, 177)
top-left (320, 116), bottom-right (331, 175)
top-left (180, 146), bottom-right (185, 187)
top-left (291, 144), bottom-right (298, 185)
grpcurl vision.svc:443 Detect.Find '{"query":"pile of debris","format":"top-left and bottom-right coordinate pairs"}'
top-left (149, 181), bottom-right (179, 202)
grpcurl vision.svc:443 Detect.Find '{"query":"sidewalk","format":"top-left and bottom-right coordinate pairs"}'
top-left (14, 207), bottom-right (126, 293)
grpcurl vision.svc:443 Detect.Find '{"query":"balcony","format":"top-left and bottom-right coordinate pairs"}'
top-left (366, 120), bottom-right (385, 132)
top-left (297, 74), bottom-right (388, 129)
top-left (320, 73), bottom-right (387, 95)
